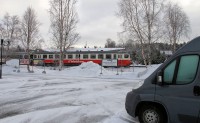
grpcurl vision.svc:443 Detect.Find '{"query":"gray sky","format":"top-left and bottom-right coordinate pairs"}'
top-left (0, 0), bottom-right (200, 48)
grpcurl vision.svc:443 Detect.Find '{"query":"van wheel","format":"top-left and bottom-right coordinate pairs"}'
top-left (138, 105), bottom-right (165, 123)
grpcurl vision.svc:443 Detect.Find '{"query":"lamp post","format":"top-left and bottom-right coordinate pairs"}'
top-left (0, 39), bottom-right (3, 79)
top-left (100, 54), bottom-right (103, 74)
top-left (0, 39), bottom-right (10, 79)
top-left (100, 58), bottom-right (103, 74)
top-left (42, 59), bottom-right (46, 74)
top-left (116, 58), bottom-right (119, 75)
top-left (79, 50), bottom-right (81, 65)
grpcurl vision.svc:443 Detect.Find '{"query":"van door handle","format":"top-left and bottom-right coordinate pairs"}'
top-left (193, 86), bottom-right (200, 96)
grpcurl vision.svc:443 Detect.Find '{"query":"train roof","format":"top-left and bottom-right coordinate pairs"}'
top-left (16, 48), bottom-right (129, 55)
top-left (44, 48), bottom-right (125, 52)
top-left (32, 48), bottom-right (128, 54)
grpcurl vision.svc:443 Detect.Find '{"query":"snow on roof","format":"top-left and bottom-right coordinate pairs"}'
top-left (44, 49), bottom-right (60, 52)
top-left (44, 48), bottom-right (125, 52)
top-left (67, 48), bottom-right (124, 52)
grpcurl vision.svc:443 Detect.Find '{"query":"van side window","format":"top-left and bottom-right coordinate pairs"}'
top-left (176, 55), bottom-right (199, 84)
top-left (164, 60), bottom-right (176, 84)
top-left (163, 55), bottom-right (199, 85)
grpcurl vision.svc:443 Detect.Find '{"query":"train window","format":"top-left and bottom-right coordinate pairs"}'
top-left (113, 54), bottom-right (117, 59)
top-left (124, 54), bottom-right (129, 58)
top-left (68, 54), bottom-right (73, 59)
top-left (55, 55), bottom-right (59, 59)
top-left (38, 55), bottom-right (42, 59)
top-left (64, 55), bottom-right (67, 59)
top-left (62, 54), bottom-right (65, 59)
top-left (91, 54), bottom-right (96, 59)
top-left (118, 54), bottom-right (122, 59)
top-left (24, 55), bottom-right (27, 59)
top-left (24, 55), bottom-right (28, 59)
top-left (106, 54), bottom-right (111, 59)
top-left (76, 54), bottom-right (80, 59)
top-left (98, 54), bottom-right (103, 59)
top-left (43, 55), bottom-right (47, 59)
top-left (83, 54), bottom-right (88, 59)
top-left (34, 55), bottom-right (37, 59)
top-left (19, 55), bottom-right (23, 59)
top-left (49, 55), bottom-right (53, 59)
top-left (29, 55), bottom-right (33, 59)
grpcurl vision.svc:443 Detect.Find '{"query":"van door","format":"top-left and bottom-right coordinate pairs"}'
top-left (155, 55), bottom-right (200, 123)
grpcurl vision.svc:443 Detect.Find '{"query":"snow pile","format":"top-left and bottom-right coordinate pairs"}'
top-left (79, 61), bottom-right (101, 69)
top-left (3, 59), bottom-right (160, 79)
top-left (1, 59), bottom-right (19, 74)
top-left (66, 61), bottom-right (111, 77)
top-left (6, 59), bottom-right (19, 67)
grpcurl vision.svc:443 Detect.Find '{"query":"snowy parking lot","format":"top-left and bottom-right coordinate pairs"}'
top-left (0, 60), bottom-right (159, 123)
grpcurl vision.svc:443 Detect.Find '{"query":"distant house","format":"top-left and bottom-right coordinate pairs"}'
top-left (160, 50), bottom-right (173, 58)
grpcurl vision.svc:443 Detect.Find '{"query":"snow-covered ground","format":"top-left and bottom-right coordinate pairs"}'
top-left (0, 60), bottom-right (160, 123)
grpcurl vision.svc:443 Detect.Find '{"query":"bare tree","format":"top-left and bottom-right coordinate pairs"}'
top-left (20, 7), bottom-right (41, 72)
top-left (0, 23), bottom-right (4, 40)
top-left (0, 13), bottom-right (21, 61)
top-left (105, 38), bottom-right (116, 48)
top-left (118, 0), bottom-right (164, 65)
top-left (49, 0), bottom-right (80, 70)
top-left (2, 13), bottom-right (21, 47)
top-left (164, 2), bottom-right (190, 52)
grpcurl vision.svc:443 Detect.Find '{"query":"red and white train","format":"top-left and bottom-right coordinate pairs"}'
top-left (19, 48), bottom-right (132, 67)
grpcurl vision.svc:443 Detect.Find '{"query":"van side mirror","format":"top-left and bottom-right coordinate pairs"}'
top-left (157, 70), bottom-right (163, 85)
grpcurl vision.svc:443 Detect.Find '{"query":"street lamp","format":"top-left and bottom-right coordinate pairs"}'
top-left (42, 59), bottom-right (46, 74)
top-left (100, 53), bottom-right (103, 74)
top-left (0, 39), bottom-right (10, 79)
top-left (116, 54), bottom-right (119, 75)
top-left (79, 50), bottom-right (81, 65)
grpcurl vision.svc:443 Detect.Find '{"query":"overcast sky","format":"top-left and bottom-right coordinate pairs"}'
top-left (0, 0), bottom-right (200, 48)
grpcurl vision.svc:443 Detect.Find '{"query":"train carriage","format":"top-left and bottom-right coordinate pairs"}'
top-left (19, 48), bottom-right (132, 67)
top-left (62, 50), bottom-right (132, 67)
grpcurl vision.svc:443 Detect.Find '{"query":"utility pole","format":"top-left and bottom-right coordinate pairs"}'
top-left (0, 39), bottom-right (10, 79)
top-left (0, 39), bottom-right (3, 79)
